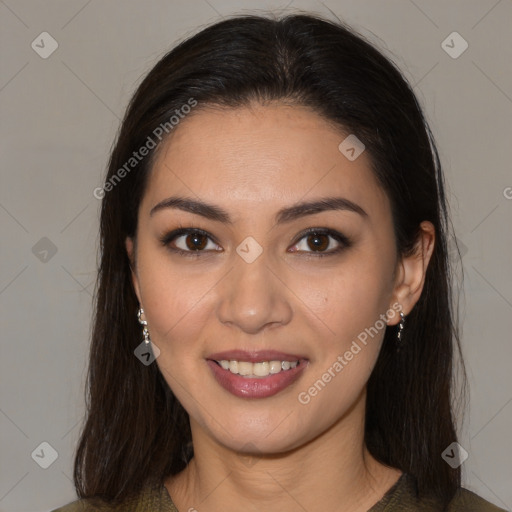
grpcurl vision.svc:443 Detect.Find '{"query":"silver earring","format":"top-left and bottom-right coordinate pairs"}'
top-left (137, 308), bottom-right (151, 345)
top-left (397, 311), bottom-right (405, 344)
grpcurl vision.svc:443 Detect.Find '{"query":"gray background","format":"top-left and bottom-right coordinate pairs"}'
top-left (1, 1), bottom-right (511, 511)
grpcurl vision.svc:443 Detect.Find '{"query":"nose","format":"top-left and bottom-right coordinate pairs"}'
top-left (215, 250), bottom-right (293, 335)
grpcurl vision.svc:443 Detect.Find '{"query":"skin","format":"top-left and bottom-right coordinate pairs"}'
top-left (126, 102), bottom-right (435, 512)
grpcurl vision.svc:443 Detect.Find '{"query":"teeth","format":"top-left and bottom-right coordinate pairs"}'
top-left (217, 359), bottom-right (299, 377)
top-left (238, 361), bottom-right (252, 376)
top-left (269, 360), bottom-right (282, 374)
top-left (253, 361), bottom-right (269, 376)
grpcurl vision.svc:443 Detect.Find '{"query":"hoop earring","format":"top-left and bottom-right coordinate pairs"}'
top-left (137, 308), bottom-right (151, 345)
top-left (397, 311), bottom-right (405, 344)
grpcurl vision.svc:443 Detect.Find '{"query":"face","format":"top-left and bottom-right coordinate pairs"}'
top-left (127, 103), bottom-right (405, 454)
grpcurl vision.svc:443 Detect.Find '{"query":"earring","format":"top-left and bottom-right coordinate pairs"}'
top-left (397, 311), bottom-right (405, 344)
top-left (137, 308), bottom-right (151, 345)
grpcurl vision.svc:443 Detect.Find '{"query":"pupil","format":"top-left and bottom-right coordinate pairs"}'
top-left (186, 233), bottom-right (207, 251)
top-left (309, 234), bottom-right (328, 251)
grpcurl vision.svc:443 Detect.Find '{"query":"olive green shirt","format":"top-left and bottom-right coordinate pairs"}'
top-left (52, 473), bottom-right (507, 511)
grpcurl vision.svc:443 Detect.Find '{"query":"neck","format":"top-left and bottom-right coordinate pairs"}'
top-left (165, 389), bottom-right (402, 512)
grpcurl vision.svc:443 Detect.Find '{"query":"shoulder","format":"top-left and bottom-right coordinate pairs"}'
top-left (50, 497), bottom-right (136, 512)
top-left (447, 487), bottom-right (507, 511)
top-left (51, 499), bottom-right (106, 511)
top-left (51, 479), bottom-right (177, 512)
top-left (51, 500), bottom-right (91, 512)
top-left (370, 473), bottom-right (507, 511)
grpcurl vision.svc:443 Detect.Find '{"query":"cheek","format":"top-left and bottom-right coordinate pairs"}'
top-left (313, 255), bottom-right (393, 345)
top-left (298, 250), bottom-right (393, 408)
top-left (135, 247), bottom-right (215, 350)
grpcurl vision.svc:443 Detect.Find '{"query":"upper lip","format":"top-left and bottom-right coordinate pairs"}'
top-left (207, 349), bottom-right (308, 363)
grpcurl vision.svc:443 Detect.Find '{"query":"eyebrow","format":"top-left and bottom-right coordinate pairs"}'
top-left (149, 195), bottom-right (368, 224)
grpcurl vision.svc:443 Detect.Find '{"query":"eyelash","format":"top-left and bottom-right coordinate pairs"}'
top-left (159, 227), bottom-right (351, 259)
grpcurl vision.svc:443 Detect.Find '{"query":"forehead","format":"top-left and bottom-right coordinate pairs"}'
top-left (142, 103), bottom-right (389, 220)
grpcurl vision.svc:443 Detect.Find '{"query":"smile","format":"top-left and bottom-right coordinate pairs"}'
top-left (206, 357), bottom-right (308, 399)
top-left (215, 359), bottom-right (299, 377)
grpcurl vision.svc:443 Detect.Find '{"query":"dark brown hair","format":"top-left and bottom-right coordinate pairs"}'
top-left (74, 12), bottom-right (467, 508)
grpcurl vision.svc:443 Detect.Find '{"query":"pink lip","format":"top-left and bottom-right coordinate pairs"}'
top-left (206, 356), bottom-right (309, 399)
top-left (207, 349), bottom-right (308, 363)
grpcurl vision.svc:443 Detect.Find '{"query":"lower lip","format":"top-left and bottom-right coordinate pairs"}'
top-left (206, 359), bottom-right (308, 399)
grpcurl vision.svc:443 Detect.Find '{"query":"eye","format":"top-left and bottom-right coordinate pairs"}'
top-left (160, 227), bottom-right (351, 258)
top-left (289, 228), bottom-right (351, 257)
top-left (160, 228), bottom-right (221, 257)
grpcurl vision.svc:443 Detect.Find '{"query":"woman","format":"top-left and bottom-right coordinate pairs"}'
top-left (53, 13), bottom-right (505, 512)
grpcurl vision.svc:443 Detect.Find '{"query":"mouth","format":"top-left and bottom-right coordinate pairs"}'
top-left (210, 358), bottom-right (300, 378)
top-left (206, 350), bottom-right (309, 399)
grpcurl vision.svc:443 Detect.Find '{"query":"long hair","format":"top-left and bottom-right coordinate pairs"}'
top-left (74, 12), bottom-right (467, 508)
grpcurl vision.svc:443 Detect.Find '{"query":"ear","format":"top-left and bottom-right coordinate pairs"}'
top-left (125, 236), bottom-right (142, 305)
top-left (387, 221), bottom-right (435, 325)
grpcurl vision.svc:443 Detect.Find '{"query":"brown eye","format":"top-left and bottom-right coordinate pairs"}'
top-left (306, 233), bottom-right (330, 252)
top-left (161, 228), bottom-right (221, 256)
top-left (184, 232), bottom-right (208, 251)
top-left (290, 228), bottom-right (351, 257)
